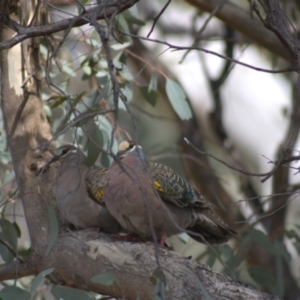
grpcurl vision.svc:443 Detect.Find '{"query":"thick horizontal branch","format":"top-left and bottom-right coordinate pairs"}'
top-left (184, 0), bottom-right (289, 60)
top-left (2, 231), bottom-right (280, 300)
top-left (0, 260), bottom-right (35, 281)
top-left (0, 0), bottom-right (139, 50)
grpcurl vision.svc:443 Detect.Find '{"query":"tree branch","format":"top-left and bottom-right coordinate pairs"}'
top-left (184, 0), bottom-right (289, 59)
top-left (0, 260), bottom-right (35, 282)
top-left (0, 0), bottom-right (139, 50)
top-left (0, 231), bottom-right (280, 300)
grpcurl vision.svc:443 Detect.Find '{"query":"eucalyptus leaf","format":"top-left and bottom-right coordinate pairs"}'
top-left (249, 228), bottom-right (274, 254)
top-left (0, 286), bottom-right (30, 300)
top-left (51, 285), bottom-right (92, 300)
top-left (83, 120), bottom-right (103, 166)
top-left (0, 219), bottom-right (18, 253)
top-left (30, 268), bottom-right (54, 299)
top-left (12, 221), bottom-right (21, 238)
top-left (45, 206), bottom-right (59, 255)
top-left (91, 271), bottom-right (119, 285)
top-left (123, 12), bottom-right (146, 26)
top-left (154, 279), bottom-right (165, 300)
top-left (110, 42), bottom-right (131, 51)
top-left (165, 79), bottom-right (192, 120)
top-left (149, 267), bottom-right (166, 286)
top-left (199, 281), bottom-right (214, 300)
top-left (148, 73), bottom-right (157, 92)
top-left (273, 240), bottom-right (291, 263)
top-left (248, 266), bottom-right (275, 287)
top-left (122, 82), bottom-right (133, 102)
top-left (0, 232), bottom-right (14, 262)
top-left (275, 253), bottom-right (284, 298)
top-left (139, 86), bottom-right (158, 107)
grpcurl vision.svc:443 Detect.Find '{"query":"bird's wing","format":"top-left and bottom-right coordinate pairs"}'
top-left (86, 165), bottom-right (107, 204)
top-left (149, 162), bottom-right (214, 209)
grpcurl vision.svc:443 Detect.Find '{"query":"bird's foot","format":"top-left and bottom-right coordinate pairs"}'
top-left (159, 234), bottom-right (167, 248)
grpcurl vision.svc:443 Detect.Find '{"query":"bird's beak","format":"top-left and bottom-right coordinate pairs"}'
top-left (38, 155), bottom-right (60, 176)
top-left (46, 155), bottom-right (61, 166)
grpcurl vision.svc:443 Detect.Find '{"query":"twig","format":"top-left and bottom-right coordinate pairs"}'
top-left (180, 0), bottom-right (227, 63)
top-left (118, 29), bottom-right (296, 74)
top-left (0, 0), bottom-right (139, 50)
top-left (184, 137), bottom-right (273, 177)
top-left (147, 0), bottom-right (171, 38)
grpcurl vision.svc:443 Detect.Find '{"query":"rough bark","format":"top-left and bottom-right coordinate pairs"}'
top-left (0, 231), bottom-right (280, 300)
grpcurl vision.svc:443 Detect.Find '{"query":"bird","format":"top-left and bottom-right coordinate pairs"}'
top-left (104, 140), bottom-right (239, 245)
top-left (48, 144), bottom-right (121, 233)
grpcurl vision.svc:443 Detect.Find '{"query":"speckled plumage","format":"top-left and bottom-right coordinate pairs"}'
top-left (86, 164), bottom-right (107, 203)
top-left (104, 140), bottom-right (239, 244)
top-left (49, 145), bottom-right (121, 233)
top-left (149, 162), bottom-right (213, 209)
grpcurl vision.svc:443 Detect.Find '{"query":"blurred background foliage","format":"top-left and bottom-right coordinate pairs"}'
top-left (1, 0), bottom-right (300, 299)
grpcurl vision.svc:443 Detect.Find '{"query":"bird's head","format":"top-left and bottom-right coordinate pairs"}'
top-left (46, 144), bottom-right (83, 166)
top-left (117, 140), bottom-right (145, 161)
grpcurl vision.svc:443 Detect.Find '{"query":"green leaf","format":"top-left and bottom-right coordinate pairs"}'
top-left (285, 228), bottom-right (300, 241)
top-left (100, 152), bottom-right (110, 168)
top-left (248, 266), bottom-right (275, 287)
top-left (149, 267), bottom-right (166, 286)
top-left (62, 63), bottom-right (76, 77)
top-left (273, 240), bottom-right (291, 263)
top-left (48, 96), bottom-right (68, 108)
top-left (51, 286), bottom-right (92, 300)
top-left (206, 250), bottom-right (216, 267)
top-left (0, 233), bottom-right (14, 262)
top-left (219, 244), bottom-right (233, 260)
top-left (45, 206), bottom-right (59, 255)
top-left (110, 42), bottom-right (131, 51)
top-left (122, 82), bottom-right (133, 102)
top-left (83, 120), bottom-right (103, 166)
top-left (152, 268), bottom-right (166, 300)
top-left (119, 64), bottom-right (133, 81)
top-left (231, 235), bottom-right (251, 267)
top-left (12, 221), bottom-right (21, 238)
top-left (72, 92), bottom-right (86, 106)
top-left (116, 15), bottom-right (132, 44)
top-left (198, 281), bottom-right (214, 300)
top-left (123, 12), bottom-right (146, 26)
top-left (248, 266), bottom-right (283, 297)
top-left (97, 80), bottom-right (110, 101)
top-left (249, 228), bottom-right (274, 254)
top-left (293, 241), bottom-right (300, 255)
top-left (30, 268), bottom-right (53, 298)
top-left (275, 252), bottom-right (284, 298)
top-left (154, 279), bottom-right (165, 300)
top-left (91, 271), bottom-right (119, 285)
top-left (165, 79), bottom-right (192, 120)
top-left (149, 73), bottom-right (157, 92)
top-left (139, 86), bottom-right (158, 107)
top-left (0, 286), bottom-right (30, 300)
top-left (0, 219), bottom-right (18, 256)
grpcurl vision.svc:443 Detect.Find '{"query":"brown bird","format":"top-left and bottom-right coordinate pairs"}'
top-left (49, 144), bottom-right (121, 233)
top-left (104, 140), bottom-right (239, 245)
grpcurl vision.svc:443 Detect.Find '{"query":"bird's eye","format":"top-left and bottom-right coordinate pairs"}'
top-left (128, 143), bottom-right (134, 149)
top-left (61, 148), bottom-right (68, 155)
